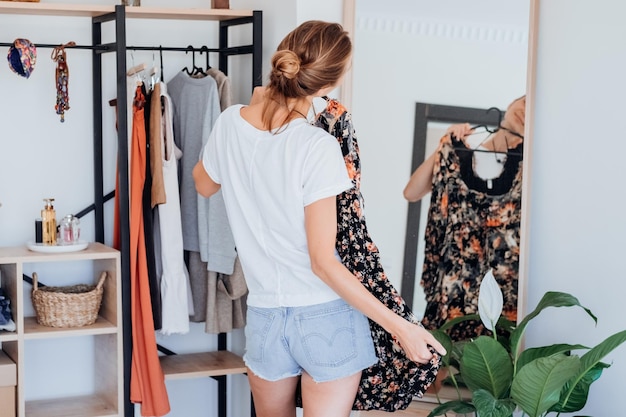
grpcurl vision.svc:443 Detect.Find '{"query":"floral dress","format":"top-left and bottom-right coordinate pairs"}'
top-left (314, 99), bottom-right (441, 411)
top-left (420, 134), bottom-right (523, 341)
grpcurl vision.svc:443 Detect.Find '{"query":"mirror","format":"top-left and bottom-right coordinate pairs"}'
top-left (349, 0), bottom-right (530, 333)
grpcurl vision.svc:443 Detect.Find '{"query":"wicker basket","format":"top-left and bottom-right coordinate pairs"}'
top-left (31, 271), bottom-right (107, 328)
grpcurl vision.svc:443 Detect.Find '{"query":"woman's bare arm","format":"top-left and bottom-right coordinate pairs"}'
top-left (192, 160), bottom-right (221, 198)
top-left (403, 123), bottom-right (473, 202)
top-left (305, 196), bottom-right (446, 363)
top-left (403, 152), bottom-right (436, 203)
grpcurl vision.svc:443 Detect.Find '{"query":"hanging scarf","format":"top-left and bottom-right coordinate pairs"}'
top-left (51, 42), bottom-right (75, 122)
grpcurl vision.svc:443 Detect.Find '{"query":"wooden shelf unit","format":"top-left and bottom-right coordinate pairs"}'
top-left (0, 242), bottom-right (122, 417)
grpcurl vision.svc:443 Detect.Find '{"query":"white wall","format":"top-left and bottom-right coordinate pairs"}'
top-left (524, 0), bottom-right (626, 414)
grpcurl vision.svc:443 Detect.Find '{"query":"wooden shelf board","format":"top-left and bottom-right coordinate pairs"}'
top-left (25, 394), bottom-right (117, 417)
top-left (24, 316), bottom-right (117, 339)
top-left (0, 242), bottom-right (118, 264)
top-left (160, 350), bottom-right (247, 380)
top-left (125, 6), bottom-right (254, 21)
top-left (0, 2), bottom-right (112, 17)
top-left (0, 2), bottom-right (254, 20)
top-left (0, 330), bottom-right (17, 342)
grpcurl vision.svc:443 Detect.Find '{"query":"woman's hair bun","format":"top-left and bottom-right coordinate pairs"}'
top-left (273, 49), bottom-right (301, 80)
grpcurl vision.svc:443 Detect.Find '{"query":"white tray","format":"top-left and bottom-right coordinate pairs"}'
top-left (26, 241), bottom-right (89, 253)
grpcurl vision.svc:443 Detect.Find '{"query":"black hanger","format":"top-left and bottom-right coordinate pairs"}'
top-left (182, 45), bottom-right (194, 75)
top-left (456, 106), bottom-right (523, 156)
top-left (452, 133), bottom-right (523, 157)
top-left (182, 45), bottom-right (206, 76)
top-left (469, 106), bottom-right (503, 133)
top-left (199, 45), bottom-right (211, 71)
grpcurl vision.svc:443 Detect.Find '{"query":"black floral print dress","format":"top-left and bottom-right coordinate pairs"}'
top-left (420, 134), bottom-right (523, 341)
top-left (314, 99), bottom-right (441, 412)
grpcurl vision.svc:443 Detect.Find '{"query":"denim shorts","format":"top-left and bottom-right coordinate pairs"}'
top-left (243, 298), bottom-right (377, 383)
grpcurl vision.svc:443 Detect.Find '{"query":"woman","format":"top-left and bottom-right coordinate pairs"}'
top-left (193, 21), bottom-right (445, 417)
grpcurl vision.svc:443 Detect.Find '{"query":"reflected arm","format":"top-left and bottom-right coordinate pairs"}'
top-left (403, 123), bottom-right (472, 202)
top-left (403, 152), bottom-right (436, 202)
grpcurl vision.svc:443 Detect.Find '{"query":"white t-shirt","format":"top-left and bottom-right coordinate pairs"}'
top-left (202, 104), bottom-right (353, 308)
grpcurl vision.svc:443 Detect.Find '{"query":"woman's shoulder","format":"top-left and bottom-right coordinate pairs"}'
top-left (222, 103), bottom-right (245, 116)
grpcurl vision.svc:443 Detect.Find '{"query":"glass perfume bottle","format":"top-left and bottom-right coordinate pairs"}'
top-left (41, 198), bottom-right (57, 245)
top-left (59, 214), bottom-right (80, 245)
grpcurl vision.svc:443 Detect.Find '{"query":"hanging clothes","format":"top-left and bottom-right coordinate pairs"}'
top-left (128, 85), bottom-right (170, 417)
top-left (166, 71), bottom-right (221, 254)
top-left (149, 81), bottom-right (167, 207)
top-left (167, 70), bottom-right (242, 329)
top-left (147, 81), bottom-right (166, 330)
top-left (420, 134), bottom-right (523, 341)
top-left (141, 83), bottom-right (162, 331)
top-left (198, 67), bottom-right (236, 277)
top-left (156, 82), bottom-right (192, 335)
top-left (314, 99), bottom-right (441, 412)
top-left (206, 67), bottom-right (232, 112)
top-left (167, 72), bottom-right (227, 325)
top-left (204, 256), bottom-right (247, 334)
top-left (111, 84), bottom-right (161, 330)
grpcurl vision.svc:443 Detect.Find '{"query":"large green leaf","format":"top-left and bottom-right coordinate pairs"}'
top-left (438, 313), bottom-right (481, 332)
top-left (556, 329), bottom-right (626, 412)
top-left (426, 400), bottom-right (475, 417)
top-left (516, 344), bottom-right (588, 371)
top-left (510, 292), bottom-right (596, 362)
top-left (473, 389), bottom-right (516, 417)
top-left (511, 354), bottom-right (580, 417)
top-left (430, 329), bottom-right (454, 367)
top-left (460, 336), bottom-right (513, 399)
top-left (550, 362), bottom-right (608, 413)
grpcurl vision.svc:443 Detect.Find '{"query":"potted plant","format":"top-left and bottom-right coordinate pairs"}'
top-left (428, 271), bottom-right (626, 417)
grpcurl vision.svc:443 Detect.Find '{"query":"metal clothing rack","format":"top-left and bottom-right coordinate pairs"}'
top-left (94, 7), bottom-right (262, 417)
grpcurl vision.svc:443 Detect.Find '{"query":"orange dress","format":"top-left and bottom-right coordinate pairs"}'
top-left (127, 86), bottom-right (170, 416)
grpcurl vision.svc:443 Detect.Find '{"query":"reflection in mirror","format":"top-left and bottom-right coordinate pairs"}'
top-left (402, 102), bottom-right (525, 342)
top-left (350, 0), bottom-right (530, 334)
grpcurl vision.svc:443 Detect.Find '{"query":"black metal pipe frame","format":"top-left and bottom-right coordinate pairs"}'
top-left (0, 42), bottom-right (253, 54)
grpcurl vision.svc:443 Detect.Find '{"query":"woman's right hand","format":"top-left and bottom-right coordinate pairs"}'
top-left (446, 122), bottom-right (474, 140)
top-left (393, 320), bottom-right (446, 364)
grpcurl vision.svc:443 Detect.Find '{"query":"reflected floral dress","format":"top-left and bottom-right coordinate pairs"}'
top-left (314, 98), bottom-right (441, 411)
top-left (420, 134), bottom-right (523, 341)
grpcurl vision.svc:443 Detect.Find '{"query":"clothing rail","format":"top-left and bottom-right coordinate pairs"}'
top-left (0, 42), bottom-right (253, 53)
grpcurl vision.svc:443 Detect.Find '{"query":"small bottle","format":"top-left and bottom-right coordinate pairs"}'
top-left (35, 218), bottom-right (43, 244)
top-left (59, 214), bottom-right (80, 245)
top-left (41, 198), bottom-right (57, 246)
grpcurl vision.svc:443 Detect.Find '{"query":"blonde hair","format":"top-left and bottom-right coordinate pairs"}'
top-left (262, 21), bottom-right (352, 130)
